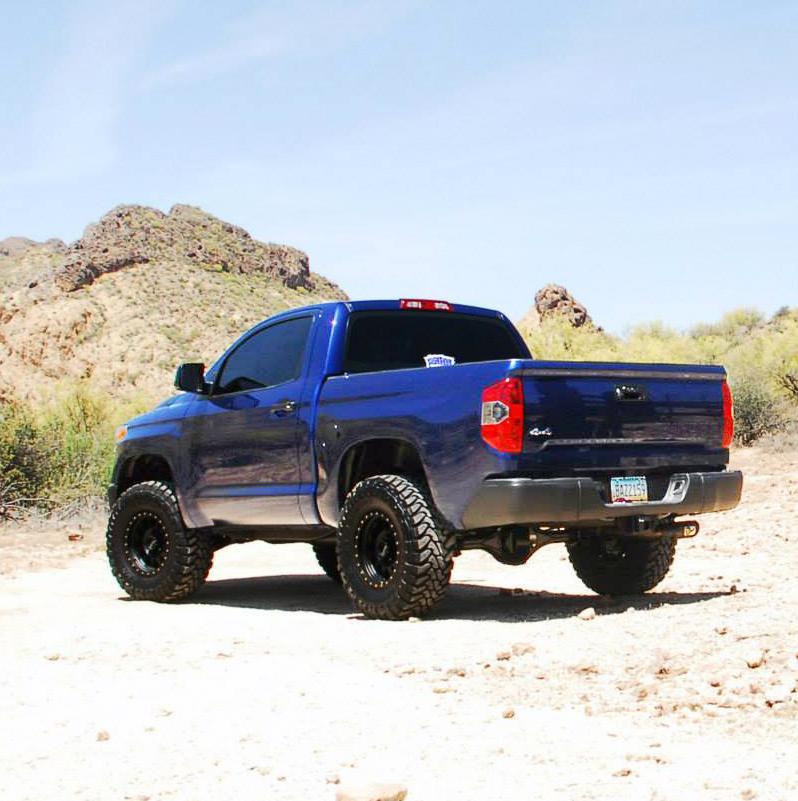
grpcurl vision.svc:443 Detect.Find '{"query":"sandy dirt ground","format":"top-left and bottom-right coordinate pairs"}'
top-left (1, 447), bottom-right (797, 801)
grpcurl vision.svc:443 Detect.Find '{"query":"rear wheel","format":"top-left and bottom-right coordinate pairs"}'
top-left (337, 475), bottom-right (454, 620)
top-left (312, 542), bottom-right (341, 583)
top-left (106, 481), bottom-right (212, 602)
top-left (567, 535), bottom-right (676, 595)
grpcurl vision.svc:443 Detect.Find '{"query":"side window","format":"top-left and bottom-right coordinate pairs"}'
top-left (216, 316), bottom-right (313, 394)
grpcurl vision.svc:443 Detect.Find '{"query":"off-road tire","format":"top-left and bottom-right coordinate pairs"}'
top-left (106, 481), bottom-right (212, 602)
top-left (337, 475), bottom-right (454, 620)
top-left (567, 535), bottom-right (676, 595)
top-left (312, 542), bottom-right (342, 584)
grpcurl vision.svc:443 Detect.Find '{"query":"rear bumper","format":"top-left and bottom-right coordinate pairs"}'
top-left (462, 470), bottom-right (743, 529)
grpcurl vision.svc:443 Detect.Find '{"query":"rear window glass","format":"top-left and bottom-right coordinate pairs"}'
top-left (343, 311), bottom-right (526, 374)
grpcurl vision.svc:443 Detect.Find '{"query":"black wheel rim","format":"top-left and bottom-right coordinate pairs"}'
top-left (355, 511), bottom-right (399, 588)
top-left (125, 511), bottom-right (169, 575)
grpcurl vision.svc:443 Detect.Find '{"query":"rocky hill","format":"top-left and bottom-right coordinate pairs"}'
top-left (0, 204), bottom-right (346, 402)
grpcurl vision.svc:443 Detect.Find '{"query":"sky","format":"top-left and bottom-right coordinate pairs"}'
top-left (1, 0), bottom-right (796, 333)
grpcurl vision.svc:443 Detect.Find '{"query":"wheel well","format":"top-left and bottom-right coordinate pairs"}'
top-left (338, 439), bottom-right (427, 504)
top-left (117, 455), bottom-right (174, 495)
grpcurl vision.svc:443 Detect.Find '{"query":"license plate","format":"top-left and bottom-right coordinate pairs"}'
top-left (610, 476), bottom-right (648, 503)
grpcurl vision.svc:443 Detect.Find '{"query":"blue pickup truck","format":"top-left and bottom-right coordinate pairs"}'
top-left (107, 299), bottom-right (742, 619)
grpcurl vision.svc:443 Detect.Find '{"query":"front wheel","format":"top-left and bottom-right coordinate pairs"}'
top-left (337, 475), bottom-right (454, 620)
top-left (106, 481), bottom-right (212, 602)
top-left (567, 535), bottom-right (676, 596)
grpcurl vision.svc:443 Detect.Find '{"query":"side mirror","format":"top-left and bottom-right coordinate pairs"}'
top-left (174, 363), bottom-right (208, 394)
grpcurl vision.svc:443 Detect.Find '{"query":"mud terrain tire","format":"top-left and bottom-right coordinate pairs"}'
top-left (567, 535), bottom-right (676, 595)
top-left (107, 481), bottom-right (212, 602)
top-left (337, 475), bottom-right (454, 620)
top-left (312, 542), bottom-right (342, 583)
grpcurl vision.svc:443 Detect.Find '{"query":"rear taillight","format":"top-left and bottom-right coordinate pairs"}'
top-left (481, 377), bottom-right (524, 454)
top-left (722, 380), bottom-right (734, 448)
top-left (399, 299), bottom-right (452, 311)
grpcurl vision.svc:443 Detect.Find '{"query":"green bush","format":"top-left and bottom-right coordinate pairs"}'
top-left (0, 384), bottom-right (148, 516)
top-left (729, 375), bottom-right (788, 446)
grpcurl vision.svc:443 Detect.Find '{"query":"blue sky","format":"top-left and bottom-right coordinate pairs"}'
top-left (1, 1), bottom-right (796, 332)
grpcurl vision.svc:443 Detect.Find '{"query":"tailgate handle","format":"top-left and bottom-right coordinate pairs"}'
top-left (615, 384), bottom-right (647, 402)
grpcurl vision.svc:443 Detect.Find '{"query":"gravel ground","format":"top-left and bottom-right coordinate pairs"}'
top-left (1, 447), bottom-right (797, 801)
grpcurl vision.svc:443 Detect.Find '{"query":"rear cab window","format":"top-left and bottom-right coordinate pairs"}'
top-left (343, 311), bottom-right (527, 374)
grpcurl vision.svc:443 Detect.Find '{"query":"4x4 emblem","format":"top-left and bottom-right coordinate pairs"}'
top-left (528, 427), bottom-right (553, 438)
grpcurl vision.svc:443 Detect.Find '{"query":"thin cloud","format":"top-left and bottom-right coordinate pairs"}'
top-left (147, 0), bottom-right (418, 88)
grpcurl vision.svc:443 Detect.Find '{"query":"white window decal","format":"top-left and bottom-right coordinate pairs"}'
top-left (424, 354), bottom-right (456, 368)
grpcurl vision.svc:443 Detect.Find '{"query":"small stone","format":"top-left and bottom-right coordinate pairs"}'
top-left (511, 643), bottom-right (535, 657)
top-left (741, 789), bottom-right (756, 800)
top-left (578, 607), bottom-right (597, 621)
top-left (335, 783), bottom-right (408, 801)
top-left (765, 683), bottom-right (794, 707)
top-left (502, 708), bottom-right (515, 719)
top-left (730, 584), bottom-right (738, 594)
top-left (325, 774), bottom-right (341, 785)
top-left (96, 730), bottom-right (110, 742)
top-left (714, 626), bottom-right (728, 636)
top-left (745, 650), bottom-right (766, 669)
top-left (45, 654), bottom-right (61, 661)
top-left (496, 651), bottom-right (512, 661)
top-left (407, 617), bottom-right (421, 623)
top-left (613, 768), bottom-right (632, 777)
top-left (446, 667), bottom-right (466, 677)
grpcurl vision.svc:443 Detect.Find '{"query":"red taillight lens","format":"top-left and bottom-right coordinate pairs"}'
top-left (721, 380), bottom-right (734, 448)
top-left (400, 299), bottom-right (452, 311)
top-left (481, 377), bottom-right (524, 454)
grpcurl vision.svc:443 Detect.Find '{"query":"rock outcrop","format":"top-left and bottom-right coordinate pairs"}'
top-left (52, 204), bottom-right (316, 293)
top-left (517, 284), bottom-right (598, 332)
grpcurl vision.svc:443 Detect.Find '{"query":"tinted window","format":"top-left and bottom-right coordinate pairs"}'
top-left (343, 311), bottom-right (526, 374)
top-left (217, 316), bottom-right (313, 393)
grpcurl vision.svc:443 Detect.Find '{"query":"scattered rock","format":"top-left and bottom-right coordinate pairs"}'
top-left (496, 651), bottom-right (512, 661)
top-left (67, 533), bottom-right (84, 542)
top-left (335, 783), bottom-right (408, 801)
top-left (326, 774), bottom-right (341, 785)
top-left (745, 650), bottom-right (766, 669)
top-left (502, 708), bottom-right (515, 719)
top-left (96, 730), bottom-right (110, 742)
top-left (612, 768), bottom-right (632, 777)
top-left (578, 607), bottom-right (597, 621)
top-left (765, 683), bottom-right (794, 707)
top-left (511, 643), bottom-right (535, 657)
top-left (714, 626), bottom-right (728, 636)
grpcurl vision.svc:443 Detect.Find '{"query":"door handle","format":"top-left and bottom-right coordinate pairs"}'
top-left (270, 399), bottom-right (297, 417)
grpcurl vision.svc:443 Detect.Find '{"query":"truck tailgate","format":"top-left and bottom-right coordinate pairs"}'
top-left (513, 361), bottom-right (727, 470)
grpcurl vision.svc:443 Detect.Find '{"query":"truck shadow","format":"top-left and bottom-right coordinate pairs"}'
top-left (191, 574), bottom-right (730, 622)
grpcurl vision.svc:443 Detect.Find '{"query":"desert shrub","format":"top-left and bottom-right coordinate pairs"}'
top-left (0, 401), bottom-right (50, 515)
top-left (0, 384), bottom-right (148, 515)
top-left (730, 375), bottom-right (789, 446)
